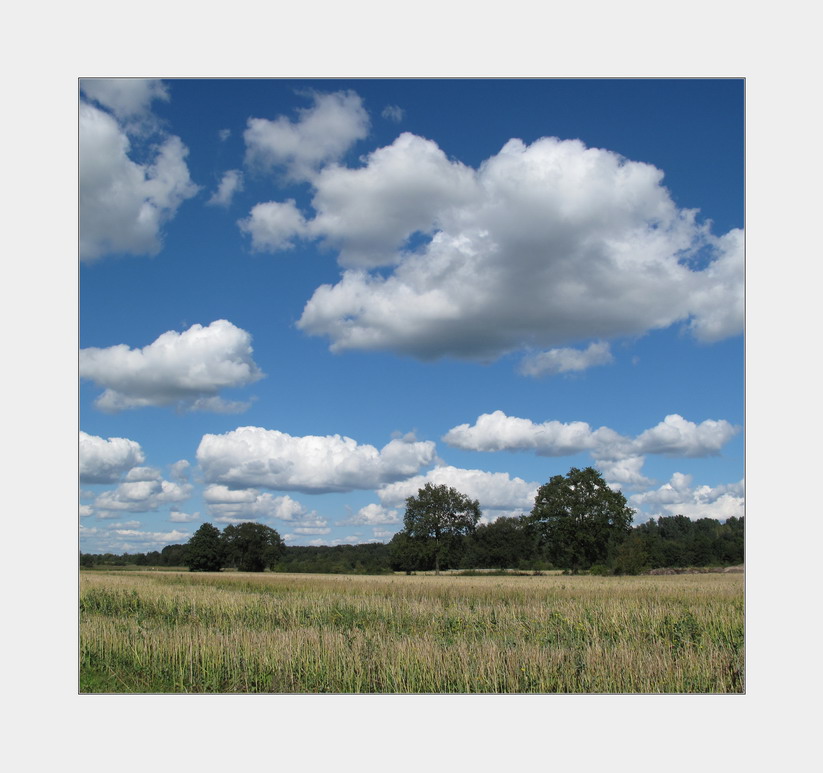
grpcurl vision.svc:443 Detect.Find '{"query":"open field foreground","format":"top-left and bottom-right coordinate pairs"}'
top-left (80, 571), bottom-right (744, 694)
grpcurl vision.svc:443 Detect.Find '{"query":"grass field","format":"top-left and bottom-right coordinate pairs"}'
top-left (79, 570), bottom-right (744, 694)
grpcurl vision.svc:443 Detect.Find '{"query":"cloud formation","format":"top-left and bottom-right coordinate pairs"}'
top-left (244, 90), bottom-right (369, 180)
top-left (443, 410), bottom-right (740, 488)
top-left (207, 169), bottom-right (244, 207)
top-left (197, 427), bottom-right (436, 494)
top-left (80, 320), bottom-right (263, 412)
top-left (630, 474), bottom-right (745, 521)
top-left (378, 465), bottom-right (538, 513)
top-left (94, 479), bottom-right (192, 514)
top-left (519, 341), bottom-right (614, 378)
top-left (80, 78), bottom-right (169, 123)
top-left (79, 431), bottom-right (145, 483)
top-left (79, 96), bottom-right (198, 262)
top-left (286, 133), bottom-right (742, 360)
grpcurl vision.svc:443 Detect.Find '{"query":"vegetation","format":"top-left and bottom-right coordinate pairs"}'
top-left (80, 469), bottom-right (743, 576)
top-left (80, 570), bottom-right (744, 693)
top-left (397, 483), bottom-right (481, 574)
top-left (528, 467), bottom-right (634, 572)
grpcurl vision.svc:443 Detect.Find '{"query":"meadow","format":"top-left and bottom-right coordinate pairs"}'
top-left (79, 570), bottom-right (744, 694)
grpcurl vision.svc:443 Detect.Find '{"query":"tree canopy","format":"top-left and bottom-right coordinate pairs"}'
top-left (222, 522), bottom-right (285, 572)
top-left (184, 522), bottom-right (226, 572)
top-left (401, 483), bottom-right (481, 574)
top-left (528, 466), bottom-right (634, 572)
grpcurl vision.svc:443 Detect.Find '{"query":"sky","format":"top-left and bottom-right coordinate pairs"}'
top-left (78, 78), bottom-right (744, 554)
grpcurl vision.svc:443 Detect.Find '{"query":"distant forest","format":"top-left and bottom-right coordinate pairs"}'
top-left (80, 513), bottom-right (743, 575)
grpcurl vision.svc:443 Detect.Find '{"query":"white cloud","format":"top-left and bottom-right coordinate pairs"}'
top-left (294, 133), bottom-right (742, 359)
top-left (341, 503), bottom-right (401, 526)
top-left (124, 466), bottom-right (162, 482)
top-left (79, 101), bottom-right (199, 262)
top-left (80, 78), bottom-right (169, 122)
top-left (596, 456), bottom-right (653, 490)
top-left (378, 465), bottom-right (538, 513)
top-left (306, 132), bottom-right (477, 268)
top-left (238, 200), bottom-right (308, 251)
top-left (79, 504), bottom-right (94, 518)
top-left (169, 460), bottom-right (190, 481)
top-left (197, 427), bottom-right (436, 494)
top-left (445, 411), bottom-right (738, 460)
top-left (218, 129), bottom-right (231, 141)
top-left (203, 484), bottom-right (314, 523)
top-left (630, 475), bottom-right (745, 521)
top-left (244, 90), bottom-right (369, 180)
top-left (80, 320), bottom-right (263, 412)
top-left (79, 431), bottom-right (145, 483)
top-left (80, 524), bottom-right (191, 553)
top-left (207, 169), bottom-right (244, 207)
top-left (519, 341), bottom-right (614, 378)
top-left (94, 479), bottom-right (193, 513)
top-left (634, 414), bottom-right (740, 457)
top-left (169, 510), bottom-right (199, 523)
top-left (443, 410), bottom-right (596, 456)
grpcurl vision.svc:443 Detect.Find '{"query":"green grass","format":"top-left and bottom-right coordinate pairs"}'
top-left (80, 570), bottom-right (744, 694)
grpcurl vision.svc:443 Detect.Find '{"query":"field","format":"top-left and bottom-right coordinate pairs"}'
top-left (79, 570), bottom-right (744, 694)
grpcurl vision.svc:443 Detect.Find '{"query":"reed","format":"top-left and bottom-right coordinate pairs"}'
top-left (80, 570), bottom-right (744, 693)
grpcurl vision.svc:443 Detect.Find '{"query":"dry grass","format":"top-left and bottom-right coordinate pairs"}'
top-left (79, 570), bottom-right (743, 694)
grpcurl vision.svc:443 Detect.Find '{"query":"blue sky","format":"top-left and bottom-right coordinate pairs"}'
top-left (78, 78), bottom-right (744, 554)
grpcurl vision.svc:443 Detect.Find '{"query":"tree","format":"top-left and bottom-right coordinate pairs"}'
top-left (528, 467), bottom-right (634, 572)
top-left (185, 522), bottom-right (226, 572)
top-left (222, 522), bottom-right (285, 572)
top-left (402, 483), bottom-right (481, 574)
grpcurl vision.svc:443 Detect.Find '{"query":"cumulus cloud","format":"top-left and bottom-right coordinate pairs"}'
top-left (378, 465), bottom-right (538, 514)
top-left (244, 90), bottom-right (369, 180)
top-left (80, 524), bottom-right (191, 553)
top-left (340, 503), bottom-right (401, 526)
top-left (203, 484), bottom-right (315, 523)
top-left (207, 169), bottom-right (244, 207)
top-left (79, 100), bottom-right (198, 262)
top-left (169, 509), bottom-right (199, 523)
top-left (634, 414), bottom-right (740, 457)
top-left (238, 200), bottom-right (309, 252)
top-left (80, 78), bottom-right (169, 122)
top-left (94, 479), bottom-right (193, 513)
top-left (79, 431), bottom-right (145, 483)
top-left (197, 427), bottom-right (436, 494)
top-left (292, 133), bottom-right (742, 360)
top-left (519, 341), bottom-right (614, 378)
top-left (80, 320), bottom-right (263, 412)
top-left (443, 411), bottom-right (740, 489)
top-left (630, 475), bottom-right (745, 521)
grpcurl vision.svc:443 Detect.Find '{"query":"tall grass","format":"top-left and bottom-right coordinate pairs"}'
top-left (80, 571), bottom-right (743, 693)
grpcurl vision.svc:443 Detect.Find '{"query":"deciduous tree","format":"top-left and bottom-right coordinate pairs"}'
top-left (529, 467), bottom-right (633, 572)
top-left (402, 483), bottom-right (481, 574)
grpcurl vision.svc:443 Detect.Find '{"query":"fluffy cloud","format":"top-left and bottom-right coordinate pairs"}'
top-left (340, 503), bottom-right (401, 526)
top-left (293, 133), bottom-right (742, 360)
top-left (169, 510), bottom-right (199, 523)
top-left (630, 475), bottom-right (745, 521)
top-left (238, 200), bottom-right (308, 251)
top-left (519, 341), bottom-right (614, 378)
top-left (445, 411), bottom-right (738, 459)
top-left (378, 465), bottom-right (538, 513)
top-left (443, 411), bottom-right (740, 489)
top-left (381, 105), bottom-right (404, 122)
top-left (203, 484), bottom-right (314, 523)
top-left (244, 90), bottom-right (369, 180)
top-left (80, 78), bottom-right (169, 122)
top-left (443, 410), bottom-right (596, 456)
top-left (94, 479), bottom-right (193, 513)
top-left (80, 320), bottom-right (263, 412)
top-left (197, 428), bottom-right (436, 494)
top-left (634, 414), bottom-right (740, 457)
top-left (79, 100), bottom-right (198, 262)
top-left (207, 169), bottom-right (244, 207)
top-left (79, 431), bottom-right (145, 483)
top-left (80, 524), bottom-right (191, 553)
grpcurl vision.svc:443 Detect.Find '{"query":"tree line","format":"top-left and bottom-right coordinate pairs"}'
top-left (80, 467), bottom-right (743, 575)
